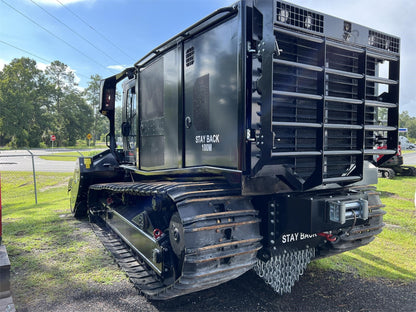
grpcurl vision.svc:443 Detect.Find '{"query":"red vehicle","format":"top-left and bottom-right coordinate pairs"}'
top-left (377, 145), bottom-right (416, 178)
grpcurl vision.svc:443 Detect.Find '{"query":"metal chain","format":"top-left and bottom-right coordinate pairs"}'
top-left (254, 248), bottom-right (315, 294)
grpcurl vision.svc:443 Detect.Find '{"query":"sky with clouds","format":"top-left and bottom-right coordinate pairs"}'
top-left (1, 0), bottom-right (415, 115)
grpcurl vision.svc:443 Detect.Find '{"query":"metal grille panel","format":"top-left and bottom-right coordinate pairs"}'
top-left (368, 30), bottom-right (400, 53)
top-left (250, 1), bottom-right (399, 190)
top-left (275, 2), bottom-right (324, 33)
top-left (266, 28), bottom-right (399, 187)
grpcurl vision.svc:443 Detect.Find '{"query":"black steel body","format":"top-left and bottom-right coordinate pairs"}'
top-left (100, 0), bottom-right (399, 191)
top-left (69, 149), bottom-right (123, 217)
top-left (69, 0), bottom-right (399, 299)
top-left (249, 1), bottom-right (399, 193)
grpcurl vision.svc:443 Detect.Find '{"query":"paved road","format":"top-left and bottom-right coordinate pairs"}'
top-left (2, 149), bottom-right (415, 173)
top-left (0, 149), bottom-right (80, 173)
top-left (403, 151), bottom-right (416, 165)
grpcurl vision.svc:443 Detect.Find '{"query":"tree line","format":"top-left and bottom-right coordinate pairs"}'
top-left (398, 111), bottom-right (416, 140)
top-left (1, 56), bottom-right (415, 148)
top-left (0, 57), bottom-right (108, 148)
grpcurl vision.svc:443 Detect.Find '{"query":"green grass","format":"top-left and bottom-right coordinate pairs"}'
top-left (39, 150), bottom-right (105, 161)
top-left (1, 171), bottom-right (415, 307)
top-left (312, 176), bottom-right (416, 281)
top-left (1, 171), bottom-right (125, 307)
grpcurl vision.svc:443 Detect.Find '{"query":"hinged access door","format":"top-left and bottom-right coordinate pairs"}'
top-left (183, 14), bottom-right (242, 169)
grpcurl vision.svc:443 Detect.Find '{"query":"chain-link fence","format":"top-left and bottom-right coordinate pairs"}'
top-left (0, 149), bottom-right (99, 205)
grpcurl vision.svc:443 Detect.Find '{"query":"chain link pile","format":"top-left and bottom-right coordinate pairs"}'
top-left (254, 248), bottom-right (315, 294)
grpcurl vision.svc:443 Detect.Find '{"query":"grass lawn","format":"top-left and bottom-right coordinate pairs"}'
top-left (39, 150), bottom-right (105, 161)
top-left (0, 171), bottom-right (125, 307)
top-left (0, 171), bottom-right (415, 308)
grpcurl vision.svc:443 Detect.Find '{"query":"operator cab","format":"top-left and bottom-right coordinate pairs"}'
top-left (121, 79), bottom-right (137, 164)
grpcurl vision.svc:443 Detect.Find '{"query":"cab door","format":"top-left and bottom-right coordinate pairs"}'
top-left (121, 79), bottom-right (137, 164)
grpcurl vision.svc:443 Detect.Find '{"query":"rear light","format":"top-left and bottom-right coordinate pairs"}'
top-left (278, 9), bottom-right (289, 23)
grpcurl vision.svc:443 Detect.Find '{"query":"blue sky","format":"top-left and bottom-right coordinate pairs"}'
top-left (1, 0), bottom-right (415, 115)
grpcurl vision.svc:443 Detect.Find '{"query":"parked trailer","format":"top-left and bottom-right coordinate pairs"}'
top-left (69, 0), bottom-right (399, 299)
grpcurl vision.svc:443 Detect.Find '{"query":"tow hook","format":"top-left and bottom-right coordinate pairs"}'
top-left (318, 232), bottom-right (338, 242)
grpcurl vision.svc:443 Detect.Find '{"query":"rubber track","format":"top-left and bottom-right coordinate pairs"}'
top-left (91, 222), bottom-right (167, 295)
top-left (88, 181), bottom-right (262, 300)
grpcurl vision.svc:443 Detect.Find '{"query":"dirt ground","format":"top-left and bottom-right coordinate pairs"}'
top-left (14, 258), bottom-right (416, 312)
top-left (10, 216), bottom-right (416, 312)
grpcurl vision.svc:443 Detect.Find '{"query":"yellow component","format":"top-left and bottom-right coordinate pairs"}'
top-left (84, 158), bottom-right (92, 169)
top-left (136, 148), bottom-right (140, 169)
top-left (87, 133), bottom-right (92, 140)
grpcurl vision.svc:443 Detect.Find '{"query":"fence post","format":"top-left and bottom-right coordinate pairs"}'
top-left (27, 150), bottom-right (38, 205)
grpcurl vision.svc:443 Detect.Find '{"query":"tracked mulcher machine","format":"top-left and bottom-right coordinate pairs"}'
top-left (69, 0), bottom-right (400, 299)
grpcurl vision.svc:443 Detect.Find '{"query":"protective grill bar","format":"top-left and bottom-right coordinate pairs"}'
top-left (264, 17), bottom-right (398, 187)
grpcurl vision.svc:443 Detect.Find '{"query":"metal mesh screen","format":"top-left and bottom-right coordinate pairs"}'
top-left (368, 30), bottom-right (400, 53)
top-left (275, 2), bottom-right (324, 33)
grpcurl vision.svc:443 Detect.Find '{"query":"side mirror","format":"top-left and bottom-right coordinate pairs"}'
top-left (121, 122), bottom-right (131, 137)
top-left (100, 68), bottom-right (136, 115)
top-left (100, 77), bottom-right (116, 114)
